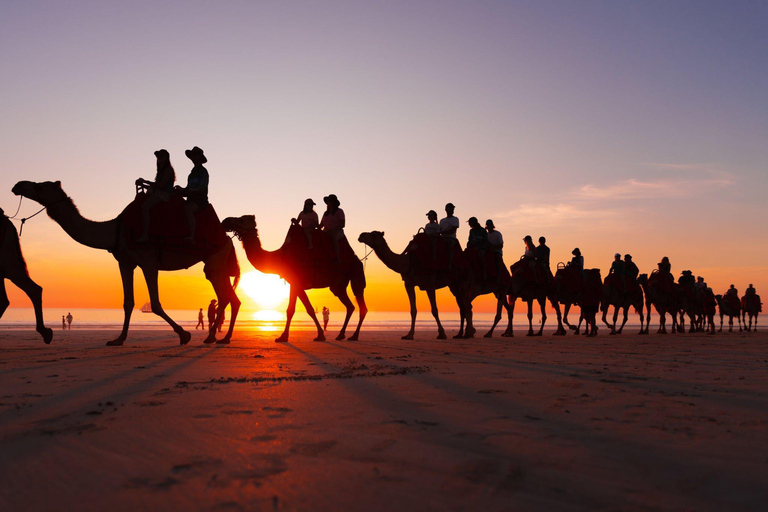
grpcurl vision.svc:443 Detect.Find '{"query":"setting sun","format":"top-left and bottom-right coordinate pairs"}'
top-left (239, 271), bottom-right (290, 309)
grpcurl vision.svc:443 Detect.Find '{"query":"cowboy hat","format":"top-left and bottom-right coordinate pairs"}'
top-left (185, 146), bottom-right (207, 163)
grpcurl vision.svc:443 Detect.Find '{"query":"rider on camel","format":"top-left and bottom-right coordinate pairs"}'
top-left (521, 235), bottom-right (537, 281)
top-left (486, 219), bottom-right (503, 277)
top-left (292, 198), bottom-right (319, 249)
top-left (609, 253), bottom-right (626, 292)
top-left (678, 270), bottom-right (695, 288)
top-left (175, 146), bottom-right (209, 243)
top-left (695, 276), bottom-right (707, 289)
top-left (727, 284), bottom-right (739, 298)
top-left (535, 236), bottom-right (552, 281)
top-left (136, 149), bottom-right (176, 243)
top-left (623, 254), bottom-right (639, 280)
top-left (424, 210), bottom-right (440, 260)
top-left (569, 248), bottom-right (584, 270)
top-left (439, 203), bottom-right (459, 269)
top-left (746, 283), bottom-right (756, 296)
top-left (466, 217), bottom-right (489, 280)
top-left (321, 194), bottom-right (345, 264)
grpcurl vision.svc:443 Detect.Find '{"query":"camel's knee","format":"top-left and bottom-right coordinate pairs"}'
top-left (150, 302), bottom-right (165, 315)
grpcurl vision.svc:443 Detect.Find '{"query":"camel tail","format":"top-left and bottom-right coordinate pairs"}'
top-left (351, 258), bottom-right (366, 297)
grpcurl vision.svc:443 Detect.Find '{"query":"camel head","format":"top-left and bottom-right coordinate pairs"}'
top-left (12, 180), bottom-right (68, 207)
top-left (637, 273), bottom-right (648, 286)
top-left (222, 215), bottom-right (257, 239)
top-left (358, 231), bottom-right (385, 248)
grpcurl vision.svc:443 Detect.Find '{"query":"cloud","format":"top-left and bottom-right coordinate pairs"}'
top-left (493, 202), bottom-right (620, 229)
top-left (576, 176), bottom-right (732, 200)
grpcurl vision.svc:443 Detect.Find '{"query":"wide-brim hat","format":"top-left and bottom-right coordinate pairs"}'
top-left (185, 146), bottom-right (207, 163)
top-left (572, 248), bottom-right (581, 255)
top-left (323, 194), bottom-right (340, 206)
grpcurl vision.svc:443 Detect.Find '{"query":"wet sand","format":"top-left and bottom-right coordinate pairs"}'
top-left (0, 327), bottom-right (766, 511)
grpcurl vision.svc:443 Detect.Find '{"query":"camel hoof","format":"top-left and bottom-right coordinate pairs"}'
top-left (203, 336), bottom-right (217, 344)
top-left (106, 338), bottom-right (125, 346)
top-left (453, 334), bottom-right (464, 339)
top-left (464, 329), bottom-right (476, 339)
top-left (483, 332), bottom-right (493, 339)
top-left (609, 331), bottom-right (618, 335)
top-left (40, 328), bottom-right (53, 345)
top-left (401, 334), bottom-right (414, 340)
top-left (534, 332), bottom-right (543, 337)
top-left (216, 337), bottom-right (231, 345)
top-left (275, 336), bottom-right (288, 343)
top-left (436, 332), bottom-right (447, 340)
top-left (336, 334), bottom-right (346, 341)
top-left (574, 329), bottom-right (580, 335)
top-left (179, 331), bottom-right (192, 345)
top-left (568, 325), bottom-right (577, 331)
top-left (553, 329), bottom-right (566, 336)
top-left (313, 335), bottom-right (326, 342)
top-left (526, 331), bottom-right (534, 337)
top-left (348, 335), bottom-right (359, 342)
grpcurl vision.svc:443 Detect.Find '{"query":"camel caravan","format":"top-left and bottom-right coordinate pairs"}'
top-left (1, 147), bottom-right (763, 344)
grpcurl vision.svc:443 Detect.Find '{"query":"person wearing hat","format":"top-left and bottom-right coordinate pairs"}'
top-left (321, 194), bottom-right (345, 263)
top-left (424, 210), bottom-right (440, 260)
top-left (136, 149), bottom-right (176, 243)
top-left (439, 203), bottom-right (459, 268)
top-left (466, 217), bottom-right (489, 280)
top-left (568, 248), bottom-right (584, 270)
top-left (207, 299), bottom-right (217, 331)
top-left (678, 269), bottom-right (695, 288)
top-left (292, 198), bottom-right (319, 249)
top-left (695, 276), bottom-right (707, 290)
top-left (623, 254), bottom-right (639, 280)
top-left (175, 146), bottom-right (209, 243)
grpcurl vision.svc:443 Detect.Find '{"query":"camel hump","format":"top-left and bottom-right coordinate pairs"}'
top-left (405, 232), bottom-right (465, 272)
top-left (282, 224), bottom-right (358, 267)
top-left (120, 192), bottom-right (230, 251)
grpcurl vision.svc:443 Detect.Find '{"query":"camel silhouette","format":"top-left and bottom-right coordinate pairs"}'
top-left (600, 276), bottom-right (646, 335)
top-left (0, 212), bottom-right (53, 343)
top-left (358, 231), bottom-right (471, 340)
top-left (715, 293), bottom-right (742, 332)
top-left (225, 216), bottom-right (366, 342)
top-left (500, 260), bottom-right (566, 337)
top-left (741, 294), bottom-right (761, 332)
top-left (465, 252), bottom-right (511, 339)
top-left (638, 272), bottom-right (679, 334)
top-left (12, 181), bottom-right (240, 345)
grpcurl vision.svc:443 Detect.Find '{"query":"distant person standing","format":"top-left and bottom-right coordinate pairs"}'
top-left (439, 203), bottom-right (459, 268)
top-left (322, 306), bottom-right (330, 330)
top-left (66, 312), bottom-right (73, 329)
top-left (196, 308), bottom-right (204, 330)
top-left (207, 299), bottom-right (217, 330)
top-left (62, 315), bottom-right (66, 329)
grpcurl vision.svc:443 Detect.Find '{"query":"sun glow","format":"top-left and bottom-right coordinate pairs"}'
top-left (239, 271), bottom-right (290, 309)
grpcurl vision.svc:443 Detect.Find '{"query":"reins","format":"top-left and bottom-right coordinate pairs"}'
top-left (7, 196), bottom-right (47, 237)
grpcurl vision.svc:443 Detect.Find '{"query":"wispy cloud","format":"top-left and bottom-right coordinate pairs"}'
top-left (494, 203), bottom-right (620, 229)
top-left (576, 176), bottom-right (732, 200)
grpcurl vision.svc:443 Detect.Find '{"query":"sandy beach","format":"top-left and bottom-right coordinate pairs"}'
top-left (0, 327), bottom-right (767, 511)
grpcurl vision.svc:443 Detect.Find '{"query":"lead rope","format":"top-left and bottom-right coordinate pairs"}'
top-left (359, 245), bottom-right (374, 270)
top-left (6, 196), bottom-right (46, 237)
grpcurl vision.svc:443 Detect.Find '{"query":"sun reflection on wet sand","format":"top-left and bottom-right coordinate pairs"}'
top-left (251, 310), bottom-right (285, 332)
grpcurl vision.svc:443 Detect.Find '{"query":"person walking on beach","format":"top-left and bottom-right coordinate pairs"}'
top-left (62, 315), bottom-right (66, 329)
top-left (66, 312), bottom-right (73, 329)
top-left (196, 308), bottom-right (204, 329)
top-left (207, 299), bottom-right (217, 330)
top-left (322, 306), bottom-right (330, 330)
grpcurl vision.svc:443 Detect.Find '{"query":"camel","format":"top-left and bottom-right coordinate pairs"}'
top-left (555, 264), bottom-right (586, 333)
top-left (12, 181), bottom-right (240, 346)
top-left (700, 288), bottom-right (717, 334)
top-left (464, 252), bottom-right (511, 339)
top-left (637, 272), bottom-right (679, 334)
top-left (0, 211), bottom-right (53, 343)
top-left (225, 216), bottom-right (366, 342)
top-left (501, 260), bottom-right (565, 337)
top-left (715, 293), bottom-right (742, 332)
top-left (600, 275), bottom-right (646, 335)
top-left (741, 294), bottom-right (761, 331)
top-left (579, 269), bottom-right (603, 337)
top-left (358, 230), bottom-right (469, 340)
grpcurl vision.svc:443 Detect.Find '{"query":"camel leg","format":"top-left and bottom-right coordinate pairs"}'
top-left (576, 312), bottom-right (584, 335)
top-left (728, 315), bottom-right (733, 332)
top-left (211, 274), bottom-right (240, 345)
top-left (616, 306), bottom-right (628, 334)
top-left (141, 267), bottom-right (190, 345)
top-left (502, 296), bottom-right (515, 337)
top-left (107, 261), bottom-right (136, 346)
top-left (297, 289), bottom-right (325, 341)
top-left (563, 303), bottom-right (576, 331)
top-left (718, 313), bottom-right (723, 332)
top-left (348, 289), bottom-right (367, 342)
top-left (737, 312), bottom-right (743, 332)
top-left (526, 300), bottom-right (535, 336)
top-left (0, 279), bottom-right (8, 320)
top-left (463, 301), bottom-right (476, 339)
top-left (427, 288), bottom-right (447, 340)
top-left (276, 291), bottom-right (298, 343)
top-left (455, 314), bottom-right (465, 339)
top-left (658, 310), bottom-right (667, 334)
top-left (334, 288), bottom-right (356, 341)
top-left (551, 298), bottom-right (566, 335)
top-left (485, 294), bottom-right (505, 338)
top-left (536, 297), bottom-right (546, 336)
top-left (8, 273), bottom-right (53, 344)
top-left (403, 284), bottom-right (417, 340)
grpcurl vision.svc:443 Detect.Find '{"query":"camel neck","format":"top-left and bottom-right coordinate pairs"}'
top-left (371, 239), bottom-right (409, 275)
top-left (241, 231), bottom-right (282, 274)
top-left (46, 197), bottom-right (118, 251)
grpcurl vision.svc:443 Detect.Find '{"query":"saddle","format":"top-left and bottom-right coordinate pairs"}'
top-left (510, 258), bottom-right (550, 285)
top-left (282, 224), bottom-right (359, 271)
top-left (404, 233), bottom-right (467, 272)
top-left (649, 270), bottom-right (675, 293)
top-left (725, 293), bottom-right (740, 311)
top-left (464, 246), bottom-right (508, 283)
top-left (741, 294), bottom-right (762, 312)
top-left (119, 192), bottom-right (230, 252)
top-left (555, 265), bottom-right (583, 294)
